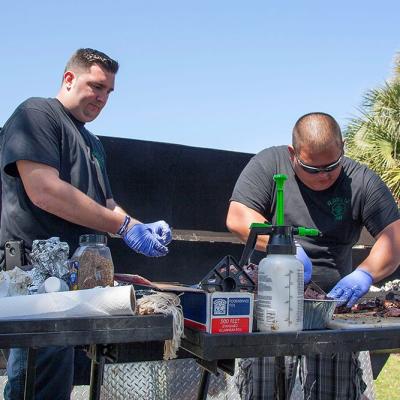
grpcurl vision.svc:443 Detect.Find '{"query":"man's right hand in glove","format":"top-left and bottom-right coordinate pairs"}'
top-left (119, 217), bottom-right (171, 257)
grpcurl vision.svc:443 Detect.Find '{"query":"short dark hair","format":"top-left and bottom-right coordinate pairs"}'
top-left (65, 48), bottom-right (119, 74)
top-left (292, 112), bottom-right (342, 153)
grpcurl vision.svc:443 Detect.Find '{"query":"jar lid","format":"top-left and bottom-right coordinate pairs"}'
top-left (79, 234), bottom-right (107, 246)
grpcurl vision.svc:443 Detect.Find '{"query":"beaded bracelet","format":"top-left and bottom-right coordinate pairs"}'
top-left (117, 215), bottom-right (131, 236)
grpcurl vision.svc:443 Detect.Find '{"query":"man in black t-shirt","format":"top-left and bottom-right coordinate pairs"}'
top-left (1, 49), bottom-right (172, 400)
top-left (227, 112), bottom-right (400, 399)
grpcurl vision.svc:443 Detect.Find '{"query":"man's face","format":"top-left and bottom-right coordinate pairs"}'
top-left (63, 64), bottom-right (115, 123)
top-left (288, 143), bottom-right (344, 191)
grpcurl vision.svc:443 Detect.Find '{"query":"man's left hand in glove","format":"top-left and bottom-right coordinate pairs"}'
top-left (327, 268), bottom-right (373, 308)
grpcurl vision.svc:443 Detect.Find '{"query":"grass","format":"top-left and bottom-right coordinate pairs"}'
top-left (374, 354), bottom-right (400, 399)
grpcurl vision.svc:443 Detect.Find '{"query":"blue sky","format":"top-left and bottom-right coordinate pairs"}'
top-left (1, 1), bottom-right (399, 154)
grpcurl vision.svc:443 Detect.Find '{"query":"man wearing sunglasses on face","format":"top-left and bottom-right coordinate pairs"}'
top-left (227, 112), bottom-right (400, 399)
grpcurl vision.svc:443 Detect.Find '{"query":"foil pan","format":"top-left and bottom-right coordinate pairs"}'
top-left (303, 299), bottom-right (338, 330)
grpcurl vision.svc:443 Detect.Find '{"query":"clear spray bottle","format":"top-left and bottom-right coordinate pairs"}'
top-left (239, 174), bottom-right (320, 332)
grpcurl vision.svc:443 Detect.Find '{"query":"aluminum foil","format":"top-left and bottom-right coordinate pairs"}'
top-left (370, 279), bottom-right (400, 292)
top-left (0, 270), bottom-right (9, 296)
top-left (0, 267), bottom-right (33, 297)
top-left (30, 237), bottom-right (70, 288)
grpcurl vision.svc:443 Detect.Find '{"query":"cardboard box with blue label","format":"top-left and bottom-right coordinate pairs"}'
top-left (113, 274), bottom-right (254, 334)
top-left (181, 291), bottom-right (254, 333)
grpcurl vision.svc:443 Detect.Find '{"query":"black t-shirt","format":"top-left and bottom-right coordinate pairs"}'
top-left (0, 97), bottom-right (113, 259)
top-left (231, 145), bottom-right (400, 291)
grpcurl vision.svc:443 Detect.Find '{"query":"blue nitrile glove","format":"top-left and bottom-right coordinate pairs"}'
top-left (123, 221), bottom-right (170, 257)
top-left (146, 220), bottom-right (172, 246)
top-left (327, 269), bottom-right (373, 308)
top-left (295, 243), bottom-right (312, 284)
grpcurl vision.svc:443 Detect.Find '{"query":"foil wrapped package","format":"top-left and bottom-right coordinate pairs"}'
top-left (0, 267), bottom-right (33, 297)
top-left (30, 237), bottom-right (70, 288)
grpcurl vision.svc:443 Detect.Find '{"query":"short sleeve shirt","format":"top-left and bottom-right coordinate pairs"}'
top-left (231, 145), bottom-right (399, 290)
top-left (0, 97), bottom-right (113, 257)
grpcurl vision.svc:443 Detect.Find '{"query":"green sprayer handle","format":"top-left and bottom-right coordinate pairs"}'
top-left (296, 227), bottom-right (321, 237)
top-left (273, 174), bottom-right (287, 226)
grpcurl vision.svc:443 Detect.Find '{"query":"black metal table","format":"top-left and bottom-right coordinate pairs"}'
top-left (0, 315), bottom-right (173, 400)
top-left (181, 326), bottom-right (400, 400)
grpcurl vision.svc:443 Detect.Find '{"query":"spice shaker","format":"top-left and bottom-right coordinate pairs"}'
top-left (71, 234), bottom-right (114, 289)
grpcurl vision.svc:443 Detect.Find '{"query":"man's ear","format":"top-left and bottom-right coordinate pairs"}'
top-left (287, 145), bottom-right (296, 161)
top-left (63, 71), bottom-right (76, 89)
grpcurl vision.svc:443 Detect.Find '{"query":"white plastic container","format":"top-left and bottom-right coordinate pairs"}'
top-left (37, 276), bottom-right (69, 294)
top-left (256, 254), bottom-right (304, 332)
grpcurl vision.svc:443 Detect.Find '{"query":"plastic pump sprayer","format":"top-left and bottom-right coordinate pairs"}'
top-left (239, 174), bottom-right (320, 332)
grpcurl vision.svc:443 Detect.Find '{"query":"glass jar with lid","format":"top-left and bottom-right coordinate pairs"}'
top-left (71, 234), bottom-right (114, 289)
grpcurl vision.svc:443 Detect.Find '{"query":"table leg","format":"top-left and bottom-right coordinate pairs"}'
top-left (275, 356), bottom-right (286, 400)
top-left (89, 345), bottom-right (105, 400)
top-left (197, 369), bottom-right (211, 400)
top-left (24, 347), bottom-right (37, 400)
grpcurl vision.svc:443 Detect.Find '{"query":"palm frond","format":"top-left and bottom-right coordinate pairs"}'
top-left (382, 168), bottom-right (400, 200)
top-left (344, 60), bottom-right (400, 202)
top-left (393, 53), bottom-right (400, 81)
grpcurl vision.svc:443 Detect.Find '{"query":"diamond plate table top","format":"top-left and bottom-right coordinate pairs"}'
top-left (101, 359), bottom-right (241, 400)
top-left (0, 352), bottom-right (376, 399)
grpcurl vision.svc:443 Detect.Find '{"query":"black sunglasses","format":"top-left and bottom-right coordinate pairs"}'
top-left (295, 152), bottom-right (343, 174)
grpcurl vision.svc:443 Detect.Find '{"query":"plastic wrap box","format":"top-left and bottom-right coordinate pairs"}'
top-left (181, 291), bottom-right (254, 333)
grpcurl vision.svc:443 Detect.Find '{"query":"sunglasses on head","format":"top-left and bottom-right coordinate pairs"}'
top-left (295, 152), bottom-right (343, 174)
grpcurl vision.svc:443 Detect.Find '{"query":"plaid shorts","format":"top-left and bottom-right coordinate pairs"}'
top-left (236, 353), bottom-right (366, 400)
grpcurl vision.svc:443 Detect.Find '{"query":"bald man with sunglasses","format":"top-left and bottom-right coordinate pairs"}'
top-left (227, 112), bottom-right (400, 399)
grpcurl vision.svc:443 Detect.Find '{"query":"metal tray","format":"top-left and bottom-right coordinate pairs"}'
top-left (328, 312), bottom-right (400, 330)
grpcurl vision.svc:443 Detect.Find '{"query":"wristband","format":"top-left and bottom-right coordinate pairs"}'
top-left (117, 215), bottom-right (131, 236)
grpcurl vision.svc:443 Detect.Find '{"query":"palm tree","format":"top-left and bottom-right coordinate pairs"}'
top-left (345, 54), bottom-right (400, 201)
